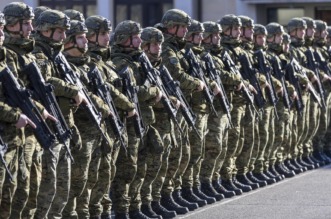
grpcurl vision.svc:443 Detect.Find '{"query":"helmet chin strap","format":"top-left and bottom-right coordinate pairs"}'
top-left (6, 20), bottom-right (24, 38)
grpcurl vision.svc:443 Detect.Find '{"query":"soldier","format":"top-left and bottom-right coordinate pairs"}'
top-left (312, 20), bottom-right (331, 164)
top-left (264, 22), bottom-right (296, 178)
top-left (111, 20), bottom-right (163, 219)
top-left (199, 21), bottom-right (237, 199)
top-left (156, 8), bottom-right (204, 212)
top-left (140, 27), bottom-right (186, 218)
top-left (32, 9), bottom-right (88, 219)
top-left (84, 15), bottom-right (137, 219)
top-left (63, 9), bottom-right (85, 22)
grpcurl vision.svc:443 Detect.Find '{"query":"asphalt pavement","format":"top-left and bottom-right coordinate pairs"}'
top-left (179, 164), bottom-right (331, 219)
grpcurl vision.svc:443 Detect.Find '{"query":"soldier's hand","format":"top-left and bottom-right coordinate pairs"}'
top-left (42, 109), bottom-right (58, 122)
top-left (16, 114), bottom-right (37, 129)
top-left (213, 85), bottom-right (222, 96)
top-left (196, 80), bottom-right (205, 92)
top-left (291, 91), bottom-right (298, 100)
top-left (322, 74), bottom-right (331, 82)
top-left (310, 75), bottom-right (318, 83)
top-left (127, 109), bottom-right (137, 118)
top-left (74, 92), bottom-right (88, 106)
top-left (155, 91), bottom-right (163, 103)
top-left (175, 99), bottom-right (181, 109)
top-left (235, 82), bottom-right (243, 91)
top-left (261, 82), bottom-right (270, 90)
top-left (248, 84), bottom-right (257, 94)
top-left (276, 87), bottom-right (284, 96)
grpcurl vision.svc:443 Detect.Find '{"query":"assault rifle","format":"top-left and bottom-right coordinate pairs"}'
top-left (24, 62), bottom-right (74, 162)
top-left (222, 51), bottom-right (258, 113)
top-left (254, 50), bottom-right (279, 119)
top-left (305, 49), bottom-right (326, 109)
top-left (313, 51), bottom-right (331, 87)
top-left (238, 54), bottom-right (266, 110)
top-left (118, 67), bottom-right (146, 143)
top-left (270, 57), bottom-right (292, 111)
top-left (158, 65), bottom-right (201, 140)
top-left (53, 53), bottom-right (111, 146)
top-left (0, 135), bottom-right (13, 181)
top-left (87, 66), bottom-right (127, 152)
top-left (201, 53), bottom-right (233, 128)
top-left (0, 67), bottom-right (56, 149)
top-left (139, 53), bottom-right (184, 135)
top-left (184, 48), bottom-right (218, 116)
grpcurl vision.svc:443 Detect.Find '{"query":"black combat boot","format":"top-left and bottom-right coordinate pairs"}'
top-left (313, 151), bottom-right (329, 165)
top-left (221, 179), bottom-right (243, 195)
top-left (303, 155), bottom-right (320, 168)
top-left (193, 186), bottom-right (216, 204)
top-left (236, 174), bottom-right (259, 190)
top-left (181, 187), bottom-right (207, 207)
top-left (264, 168), bottom-right (283, 182)
top-left (232, 176), bottom-right (252, 192)
top-left (246, 172), bottom-right (267, 188)
top-left (325, 150), bottom-right (331, 159)
top-left (101, 213), bottom-right (112, 219)
top-left (298, 157), bottom-right (315, 170)
top-left (141, 203), bottom-right (163, 219)
top-left (114, 212), bottom-right (130, 219)
top-left (90, 215), bottom-right (101, 219)
top-left (172, 189), bottom-right (198, 211)
top-left (274, 163), bottom-right (295, 178)
top-left (253, 172), bottom-right (276, 185)
top-left (212, 180), bottom-right (235, 198)
top-left (291, 158), bottom-right (307, 172)
top-left (321, 152), bottom-right (331, 164)
top-left (201, 182), bottom-right (225, 201)
top-left (151, 201), bottom-right (176, 219)
top-left (129, 210), bottom-right (151, 219)
top-left (160, 193), bottom-right (189, 215)
top-left (284, 159), bottom-right (302, 174)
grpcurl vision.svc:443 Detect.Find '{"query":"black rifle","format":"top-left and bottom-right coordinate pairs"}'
top-left (222, 51), bottom-right (258, 113)
top-left (87, 66), bottom-right (127, 152)
top-left (53, 53), bottom-right (111, 145)
top-left (305, 49), bottom-right (326, 109)
top-left (24, 62), bottom-right (74, 162)
top-left (139, 53), bottom-right (184, 135)
top-left (184, 48), bottom-right (218, 116)
top-left (118, 67), bottom-right (146, 143)
top-left (270, 57), bottom-right (292, 111)
top-left (0, 67), bottom-right (56, 149)
top-left (313, 51), bottom-right (331, 87)
top-left (158, 65), bottom-right (202, 139)
top-left (201, 53), bottom-right (234, 128)
top-left (254, 50), bottom-right (279, 119)
top-left (238, 54), bottom-right (266, 110)
top-left (0, 134), bottom-right (13, 181)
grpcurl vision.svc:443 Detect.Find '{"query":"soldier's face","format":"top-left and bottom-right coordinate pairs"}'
top-left (242, 26), bottom-right (254, 41)
top-left (320, 29), bottom-right (328, 40)
top-left (177, 25), bottom-right (188, 38)
top-left (211, 33), bottom-right (221, 46)
top-left (98, 30), bottom-right (110, 47)
top-left (255, 34), bottom-right (266, 47)
top-left (296, 27), bottom-right (306, 39)
top-left (131, 34), bottom-right (142, 48)
top-left (283, 42), bottom-right (290, 53)
top-left (148, 42), bottom-right (162, 56)
top-left (49, 28), bottom-right (66, 42)
top-left (274, 33), bottom-right (283, 44)
top-left (0, 25), bottom-right (4, 46)
top-left (306, 27), bottom-right (315, 38)
top-left (193, 32), bottom-right (203, 46)
top-left (6, 19), bottom-right (33, 39)
top-left (231, 26), bottom-right (241, 40)
top-left (75, 33), bottom-right (88, 52)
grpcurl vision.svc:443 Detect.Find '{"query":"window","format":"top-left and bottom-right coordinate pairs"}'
top-left (316, 7), bottom-right (331, 25)
top-left (39, 0), bottom-right (97, 18)
top-left (267, 8), bottom-right (305, 26)
top-left (114, 0), bottom-right (173, 27)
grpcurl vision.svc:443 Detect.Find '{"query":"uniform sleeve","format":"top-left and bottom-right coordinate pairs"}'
top-left (106, 82), bottom-right (135, 111)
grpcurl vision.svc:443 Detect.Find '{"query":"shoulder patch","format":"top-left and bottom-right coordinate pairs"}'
top-left (169, 57), bottom-right (178, 65)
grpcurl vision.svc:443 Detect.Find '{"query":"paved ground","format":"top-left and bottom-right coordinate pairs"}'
top-left (178, 164), bottom-right (331, 219)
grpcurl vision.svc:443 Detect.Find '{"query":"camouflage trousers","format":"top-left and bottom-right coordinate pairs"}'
top-left (129, 125), bottom-right (163, 211)
top-left (295, 93), bottom-right (310, 157)
top-left (112, 123), bottom-right (139, 214)
top-left (253, 105), bottom-right (274, 173)
top-left (62, 125), bottom-right (100, 219)
top-left (151, 112), bottom-right (174, 201)
top-left (10, 131), bottom-right (42, 219)
top-left (200, 110), bottom-right (228, 183)
top-left (235, 104), bottom-right (256, 175)
top-left (182, 112), bottom-right (209, 188)
top-left (220, 103), bottom-right (246, 180)
top-left (33, 141), bottom-right (65, 219)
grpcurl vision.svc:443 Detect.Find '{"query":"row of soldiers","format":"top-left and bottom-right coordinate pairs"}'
top-left (1, 2), bottom-right (331, 219)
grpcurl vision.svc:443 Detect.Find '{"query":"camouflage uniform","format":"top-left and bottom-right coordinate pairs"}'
top-left (32, 10), bottom-right (78, 219)
top-left (111, 20), bottom-right (163, 218)
top-left (0, 13), bottom-right (23, 219)
top-left (1, 3), bottom-right (43, 219)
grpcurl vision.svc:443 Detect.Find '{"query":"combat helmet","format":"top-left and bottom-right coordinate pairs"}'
top-left (282, 33), bottom-right (291, 44)
top-left (302, 17), bottom-right (316, 29)
top-left (64, 20), bottom-right (88, 44)
top-left (327, 26), bottom-right (331, 38)
top-left (141, 27), bottom-right (164, 48)
top-left (36, 9), bottom-right (70, 31)
top-left (85, 15), bottom-right (111, 45)
top-left (113, 20), bottom-right (142, 45)
top-left (3, 2), bottom-right (34, 26)
top-left (253, 24), bottom-right (267, 36)
top-left (64, 9), bottom-right (85, 22)
top-left (287, 17), bottom-right (307, 33)
top-left (186, 19), bottom-right (204, 38)
top-left (315, 20), bottom-right (327, 32)
top-left (203, 21), bottom-right (222, 39)
top-left (32, 6), bottom-right (50, 27)
top-left (0, 13), bottom-right (5, 26)
top-left (266, 22), bottom-right (284, 38)
top-left (218, 14), bottom-right (241, 32)
top-left (160, 9), bottom-right (191, 29)
top-left (238, 15), bottom-right (254, 28)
